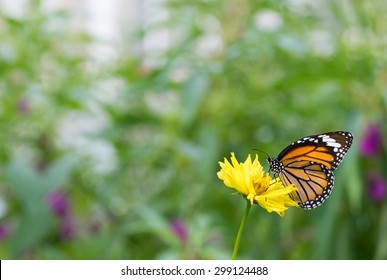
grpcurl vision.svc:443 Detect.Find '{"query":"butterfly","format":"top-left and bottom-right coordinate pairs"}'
top-left (267, 131), bottom-right (353, 209)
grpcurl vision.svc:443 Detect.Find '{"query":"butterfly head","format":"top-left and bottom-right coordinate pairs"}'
top-left (267, 156), bottom-right (284, 173)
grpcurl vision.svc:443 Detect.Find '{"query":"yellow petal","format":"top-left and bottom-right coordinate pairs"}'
top-left (217, 153), bottom-right (298, 216)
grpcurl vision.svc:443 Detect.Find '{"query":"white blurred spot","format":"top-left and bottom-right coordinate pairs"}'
top-left (254, 9), bottom-right (283, 32)
top-left (196, 16), bottom-right (223, 55)
top-left (145, 90), bottom-right (179, 117)
top-left (56, 110), bottom-right (117, 175)
top-left (342, 27), bottom-right (364, 49)
top-left (0, 196), bottom-right (7, 219)
top-left (308, 30), bottom-right (335, 57)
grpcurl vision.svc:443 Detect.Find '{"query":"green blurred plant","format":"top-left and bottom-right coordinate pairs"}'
top-left (0, 0), bottom-right (387, 260)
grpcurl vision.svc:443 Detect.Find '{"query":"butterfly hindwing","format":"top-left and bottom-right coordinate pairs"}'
top-left (279, 162), bottom-right (334, 209)
top-left (268, 131), bottom-right (353, 209)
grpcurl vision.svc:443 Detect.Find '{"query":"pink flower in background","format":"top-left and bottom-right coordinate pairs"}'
top-left (59, 217), bottom-right (76, 240)
top-left (359, 124), bottom-right (383, 157)
top-left (170, 218), bottom-right (188, 244)
top-left (47, 190), bottom-right (70, 218)
top-left (17, 97), bottom-right (30, 114)
top-left (206, 232), bottom-right (222, 245)
top-left (87, 218), bottom-right (101, 235)
top-left (0, 224), bottom-right (10, 241)
top-left (46, 190), bottom-right (77, 240)
top-left (367, 172), bottom-right (387, 201)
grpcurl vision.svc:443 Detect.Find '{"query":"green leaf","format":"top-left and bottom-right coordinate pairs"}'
top-left (181, 71), bottom-right (209, 127)
top-left (10, 209), bottom-right (54, 257)
top-left (4, 154), bottom-right (77, 256)
top-left (5, 154), bottom-right (77, 209)
top-left (375, 204), bottom-right (387, 259)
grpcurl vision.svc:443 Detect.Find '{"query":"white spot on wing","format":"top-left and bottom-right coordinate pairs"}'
top-left (322, 136), bottom-right (342, 148)
top-left (326, 142), bottom-right (341, 148)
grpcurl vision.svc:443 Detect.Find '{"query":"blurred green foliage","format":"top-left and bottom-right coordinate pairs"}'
top-left (0, 0), bottom-right (386, 259)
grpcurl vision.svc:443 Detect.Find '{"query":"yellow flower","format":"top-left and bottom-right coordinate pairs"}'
top-left (217, 152), bottom-right (298, 216)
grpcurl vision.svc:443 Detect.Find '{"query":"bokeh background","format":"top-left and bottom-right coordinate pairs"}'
top-left (0, 0), bottom-right (386, 260)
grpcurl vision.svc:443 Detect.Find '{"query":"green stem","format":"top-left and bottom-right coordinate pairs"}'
top-left (232, 199), bottom-right (251, 260)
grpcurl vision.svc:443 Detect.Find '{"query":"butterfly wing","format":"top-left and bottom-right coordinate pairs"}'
top-left (277, 131), bottom-right (353, 171)
top-left (278, 161), bottom-right (334, 209)
top-left (269, 131), bottom-right (353, 209)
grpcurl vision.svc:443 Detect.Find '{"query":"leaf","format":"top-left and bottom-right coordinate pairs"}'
top-left (375, 204), bottom-right (387, 259)
top-left (4, 154), bottom-right (77, 256)
top-left (5, 154), bottom-right (77, 210)
top-left (43, 155), bottom-right (78, 192)
top-left (5, 156), bottom-right (42, 207)
top-left (180, 71), bottom-right (209, 127)
top-left (9, 209), bottom-right (54, 257)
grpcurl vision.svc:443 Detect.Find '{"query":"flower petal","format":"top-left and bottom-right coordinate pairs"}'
top-left (218, 153), bottom-right (298, 216)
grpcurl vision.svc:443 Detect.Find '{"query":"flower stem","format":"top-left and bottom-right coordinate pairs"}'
top-left (232, 199), bottom-right (251, 260)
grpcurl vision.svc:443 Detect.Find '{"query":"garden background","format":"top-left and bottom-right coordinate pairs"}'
top-left (0, 0), bottom-right (386, 260)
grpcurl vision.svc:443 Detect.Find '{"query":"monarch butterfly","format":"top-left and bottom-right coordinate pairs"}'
top-left (267, 131), bottom-right (353, 209)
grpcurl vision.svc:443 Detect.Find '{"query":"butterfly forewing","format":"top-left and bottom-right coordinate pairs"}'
top-left (277, 131), bottom-right (353, 171)
top-left (268, 131), bottom-right (353, 209)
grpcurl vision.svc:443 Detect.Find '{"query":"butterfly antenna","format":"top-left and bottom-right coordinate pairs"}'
top-left (251, 148), bottom-right (271, 159)
top-left (252, 148), bottom-right (273, 173)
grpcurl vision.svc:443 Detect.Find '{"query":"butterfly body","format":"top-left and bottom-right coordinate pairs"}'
top-left (267, 131), bottom-right (353, 209)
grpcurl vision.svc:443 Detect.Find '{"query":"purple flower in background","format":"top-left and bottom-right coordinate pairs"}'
top-left (367, 172), bottom-right (387, 201)
top-left (359, 124), bottom-right (383, 157)
top-left (46, 190), bottom-right (70, 218)
top-left (17, 97), bottom-right (30, 114)
top-left (59, 217), bottom-right (76, 240)
top-left (87, 218), bottom-right (101, 235)
top-left (170, 218), bottom-right (188, 244)
top-left (206, 232), bottom-right (222, 245)
top-left (46, 190), bottom-right (78, 240)
top-left (0, 224), bottom-right (10, 241)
